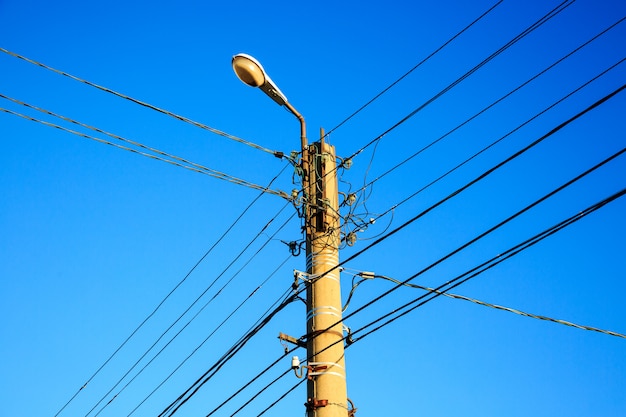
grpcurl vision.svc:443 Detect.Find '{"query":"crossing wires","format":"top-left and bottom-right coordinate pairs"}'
top-left (0, 46), bottom-right (284, 158)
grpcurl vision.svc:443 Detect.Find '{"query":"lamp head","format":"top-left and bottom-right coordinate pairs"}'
top-left (232, 53), bottom-right (288, 106)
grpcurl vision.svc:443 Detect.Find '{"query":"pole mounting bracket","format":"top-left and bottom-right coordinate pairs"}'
top-left (305, 398), bottom-right (328, 411)
top-left (278, 332), bottom-right (306, 348)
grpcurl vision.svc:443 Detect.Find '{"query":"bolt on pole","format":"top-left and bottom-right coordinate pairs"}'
top-left (304, 130), bottom-right (349, 417)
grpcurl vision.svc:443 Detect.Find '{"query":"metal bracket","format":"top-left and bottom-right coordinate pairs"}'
top-left (305, 398), bottom-right (328, 411)
top-left (278, 332), bottom-right (306, 348)
top-left (306, 364), bottom-right (328, 380)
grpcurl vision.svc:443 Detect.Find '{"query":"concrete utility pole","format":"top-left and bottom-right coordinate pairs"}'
top-left (304, 134), bottom-right (349, 417)
top-left (232, 54), bottom-right (350, 417)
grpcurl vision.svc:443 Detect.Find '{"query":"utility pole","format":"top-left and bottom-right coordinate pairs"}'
top-left (232, 54), bottom-right (351, 417)
top-left (304, 131), bottom-right (349, 417)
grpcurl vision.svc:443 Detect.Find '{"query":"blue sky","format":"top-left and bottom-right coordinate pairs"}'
top-left (1, 1), bottom-right (625, 416)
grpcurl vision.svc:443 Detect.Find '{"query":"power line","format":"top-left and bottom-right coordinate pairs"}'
top-left (330, 82), bottom-right (626, 297)
top-left (0, 106), bottom-right (290, 199)
top-left (86, 204), bottom-right (296, 417)
top-left (255, 187), bottom-right (626, 417)
top-left (366, 56), bottom-right (626, 224)
top-left (351, 186), bottom-right (626, 343)
top-left (324, 0), bottom-right (504, 138)
top-left (409, 283), bottom-right (626, 339)
top-left (220, 143), bottom-right (626, 417)
top-left (51, 164), bottom-right (289, 417)
top-left (353, 16), bottom-right (626, 205)
top-left (0, 46), bottom-right (283, 158)
top-left (128, 256), bottom-right (293, 417)
top-left (342, 0), bottom-right (575, 164)
top-left (220, 83), bottom-right (626, 417)
top-left (157, 292), bottom-right (297, 417)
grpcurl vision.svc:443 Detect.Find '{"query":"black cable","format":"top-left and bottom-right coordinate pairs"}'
top-left (88, 204), bottom-right (296, 417)
top-left (344, 145), bottom-right (626, 315)
top-left (352, 187), bottom-right (626, 342)
top-left (327, 83), bottom-right (626, 304)
top-left (255, 185), bottom-right (626, 417)
top-left (0, 47), bottom-right (282, 157)
top-left (324, 0), bottom-right (505, 138)
top-left (255, 379), bottom-right (305, 417)
top-left (355, 16), bottom-right (626, 203)
top-left (158, 293), bottom-right (297, 417)
top-left (52, 164), bottom-right (289, 417)
top-left (0, 106), bottom-right (289, 198)
top-left (223, 144), bottom-right (626, 417)
top-left (369, 56), bottom-right (626, 222)
top-left (126, 256), bottom-right (293, 417)
top-left (343, 0), bottom-right (575, 163)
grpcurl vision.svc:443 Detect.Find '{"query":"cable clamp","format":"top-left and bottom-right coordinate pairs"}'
top-left (306, 398), bottom-right (328, 411)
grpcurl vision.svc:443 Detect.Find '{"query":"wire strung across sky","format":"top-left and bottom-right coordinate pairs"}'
top-left (259, 145), bottom-right (626, 415)
top-left (350, 187), bottom-right (626, 343)
top-left (341, 0), bottom-right (575, 164)
top-left (351, 16), bottom-right (626, 205)
top-left (254, 186), bottom-right (626, 417)
top-left (407, 283), bottom-right (626, 340)
top-left (361, 55), bottom-right (626, 226)
top-left (0, 46), bottom-right (284, 158)
top-left (325, 82), bottom-right (626, 300)
top-left (86, 204), bottom-right (298, 417)
top-left (323, 0), bottom-right (504, 138)
top-left (158, 85), bottom-right (626, 417)
top-left (0, 102), bottom-right (289, 199)
top-left (51, 163), bottom-right (291, 417)
top-left (126, 255), bottom-right (293, 417)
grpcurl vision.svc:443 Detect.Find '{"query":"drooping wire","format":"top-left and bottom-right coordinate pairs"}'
top-left (46, 136), bottom-right (290, 417)
top-left (0, 106), bottom-right (289, 199)
top-left (352, 16), bottom-right (626, 210)
top-left (350, 187), bottom-right (626, 343)
top-left (86, 204), bottom-right (296, 417)
top-left (0, 46), bottom-right (283, 157)
top-left (342, 0), bottom-right (576, 164)
top-left (255, 187), bottom-right (626, 417)
top-left (323, 0), bottom-right (505, 138)
top-left (405, 282), bottom-right (626, 339)
top-left (126, 255), bottom-right (294, 416)
top-left (158, 292), bottom-right (297, 417)
top-left (218, 142), bottom-right (626, 417)
top-left (360, 55), bottom-right (626, 230)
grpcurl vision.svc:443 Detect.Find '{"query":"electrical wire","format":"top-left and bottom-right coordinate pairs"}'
top-left (0, 106), bottom-right (289, 199)
top-left (323, 0), bottom-right (505, 138)
top-left (254, 187), bottom-right (626, 417)
top-left (158, 292), bottom-right (297, 417)
top-left (49, 163), bottom-right (289, 416)
top-left (342, 0), bottom-right (575, 164)
top-left (0, 46), bottom-right (282, 157)
top-left (350, 186), bottom-right (626, 343)
top-left (363, 56), bottom-right (626, 226)
top-left (351, 16), bottom-right (626, 207)
top-left (255, 379), bottom-right (305, 417)
top-left (335, 121), bottom-right (626, 333)
top-left (276, 83), bottom-right (626, 366)
top-left (232, 145), bottom-right (626, 416)
top-left (126, 255), bottom-right (294, 416)
top-left (407, 283), bottom-right (626, 339)
top-left (86, 203), bottom-right (296, 416)
top-left (329, 83), bottom-right (626, 298)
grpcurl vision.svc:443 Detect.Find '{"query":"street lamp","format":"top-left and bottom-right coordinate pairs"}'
top-left (232, 53), bottom-right (307, 152)
top-left (232, 54), bottom-right (349, 417)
